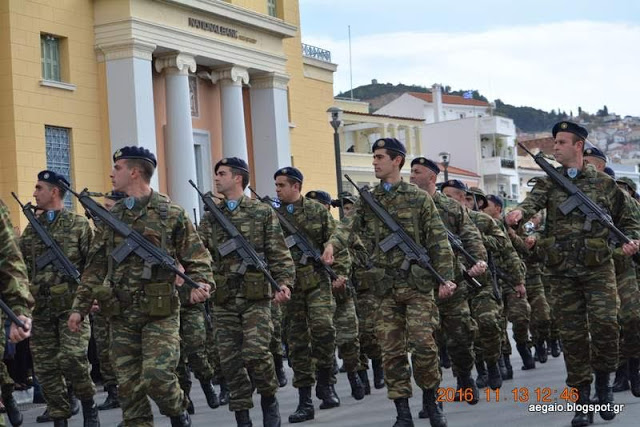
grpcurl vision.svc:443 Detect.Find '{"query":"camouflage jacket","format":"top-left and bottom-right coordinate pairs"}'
top-left (273, 196), bottom-right (350, 279)
top-left (340, 181), bottom-right (455, 283)
top-left (73, 190), bottom-right (214, 315)
top-left (197, 195), bottom-right (295, 292)
top-left (517, 164), bottom-right (640, 274)
top-left (20, 208), bottom-right (91, 316)
top-left (510, 227), bottom-right (545, 277)
top-left (0, 199), bottom-right (34, 317)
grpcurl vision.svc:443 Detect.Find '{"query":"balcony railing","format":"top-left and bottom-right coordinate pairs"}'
top-left (302, 43), bottom-right (332, 62)
top-left (501, 158), bottom-right (515, 169)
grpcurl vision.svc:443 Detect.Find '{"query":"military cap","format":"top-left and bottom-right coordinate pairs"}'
top-left (274, 166), bottom-right (303, 183)
top-left (305, 190), bottom-right (332, 206)
top-left (372, 138), bottom-right (406, 156)
top-left (552, 121), bottom-right (588, 140)
top-left (584, 146), bottom-right (607, 163)
top-left (113, 146), bottom-right (157, 168)
top-left (603, 167), bottom-right (616, 179)
top-left (466, 186), bottom-right (488, 209)
top-left (215, 157), bottom-right (249, 174)
top-left (339, 192), bottom-right (357, 205)
top-left (617, 177), bottom-right (637, 192)
top-left (411, 157), bottom-right (440, 175)
top-left (486, 194), bottom-right (504, 208)
top-left (440, 179), bottom-right (468, 191)
top-left (37, 170), bottom-right (70, 189)
top-left (104, 191), bottom-right (127, 201)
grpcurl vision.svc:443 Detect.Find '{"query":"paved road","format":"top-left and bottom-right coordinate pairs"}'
top-left (15, 348), bottom-right (640, 426)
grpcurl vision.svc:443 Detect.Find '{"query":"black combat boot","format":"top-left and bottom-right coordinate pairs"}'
top-left (316, 368), bottom-right (340, 409)
top-left (475, 359), bottom-right (488, 389)
top-left (486, 362), bottom-right (503, 390)
top-left (571, 385), bottom-right (593, 427)
top-left (393, 397), bottom-right (414, 427)
top-left (498, 356), bottom-right (508, 379)
top-left (357, 369), bottom-right (371, 395)
top-left (235, 409), bottom-right (253, 427)
top-left (458, 372), bottom-right (479, 405)
top-left (594, 371), bottom-right (616, 420)
top-left (534, 340), bottom-right (548, 364)
top-left (549, 338), bottom-right (562, 357)
top-left (629, 357), bottom-right (640, 397)
top-left (502, 354), bottom-right (513, 380)
top-left (170, 410), bottom-right (192, 427)
top-left (3, 394), bottom-right (23, 427)
top-left (418, 389), bottom-right (430, 419)
top-left (372, 358), bottom-right (385, 389)
top-left (423, 388), bottom-right (447, 427)
top-left (97, 384), bottom-right (119, 410)
top-left (612, 361), bottom-right (630, 392)
top-left (274, 354), bottom-right (288, 388)
top-left (81, 398), bottom-right (100, 427)
top-left (200, 379), bottom-right (220, 409)
top-left (52, 420), bottom-right (68, 427)
top-left (347, 371), bottom-right (365, 400)
top-left (219, 378), bottom-right (230, 406)
top-left (516, 343), bottom-right (536, 370)
top-left (185, 393), bottom-right (194, 415)
top-left (288, 386), bottom-right (314, 423)
top-left (261, 394), bottom-right (281, 427)
top-left (36, 407), bottom-right (51, 423)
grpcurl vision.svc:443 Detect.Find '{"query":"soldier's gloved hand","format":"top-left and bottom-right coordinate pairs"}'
top-left (9, 316), bottom-right (32, 343)
top-left (468, 261), bottom-right (487, 277)
top-left (506, 209), bottom-right (522, 227)
top-left (524, 236), bottom-right (537, 249)
top-left (321, 244), bottom-right (335, 265)
top-left (622, 240), bottom-right (640, 257)
top-left (189, 282), bottom-right (211, 304)
top-left (68, 312), bottom-right (83, 333)
top-left (515, 283), bottom-right (527, 298)
top-left (332, 276), bottom-right (347, 291)
top-left (438, 281), bottom-right (457, 299)
top-left (274, 285), bottom-right (291, 304)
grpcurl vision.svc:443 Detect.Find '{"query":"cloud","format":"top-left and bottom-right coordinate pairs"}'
top-left (304, 21), bottom-right (640, 117)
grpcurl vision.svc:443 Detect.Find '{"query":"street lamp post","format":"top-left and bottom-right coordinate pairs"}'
top-left (439, 151), bottom-right (451, 182)
top-left (328, 106), bottom-right (344, 218)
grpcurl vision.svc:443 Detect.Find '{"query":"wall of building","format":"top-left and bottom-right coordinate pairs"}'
top-left (375, 94), bottom-right (425, 120)
top-left (420, 118), bottom-right (482, 176)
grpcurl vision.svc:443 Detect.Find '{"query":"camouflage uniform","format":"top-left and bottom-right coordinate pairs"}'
top-left (517, 164), bottom-right (640, 387)
top-left (334, 288), bottom-right (360, 373)
top-left (91, 312), bottom-right (116, 388)
top-left (342, 181), bottom-right (455, 400)
top-left (0, 199), bottom-right (35, 427)
top-left (198, 195), bottom-right (295, 411)
top-left (20, 208), bottom-right (95, 420)
top-left (72, 191), bottom-right (214, 426)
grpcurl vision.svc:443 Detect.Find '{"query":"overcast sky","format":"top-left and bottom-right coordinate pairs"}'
top-left (299, 0), bottom-right (640, 118)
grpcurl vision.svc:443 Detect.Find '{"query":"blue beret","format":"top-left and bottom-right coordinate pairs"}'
top-left (274, 167), bottom-right (303, 183)
top-left (305, 190), bottom-right (332, 206)
top-left (215, 157), bottom-right (249, 174)
top-left (37, 170), bottom-right (70, 189)
top-left (104, 191), bottom-right (127, 201)
top-left (440, 179), bottom-right (468, 191)
top-left (603, 166), bottom-right (616, 179)
top-left (411, 157), bottom-right (440, 175)
top-left (372, 138), bottom-right (406, 156)
top-left (486, 194), bottom-right (504, 208)
top-left (583, 146), bottom-right (607, 162)
top-left (113, 146), bottom-right (157, 168)
top-left (552, 121), bottom-right (588, 140)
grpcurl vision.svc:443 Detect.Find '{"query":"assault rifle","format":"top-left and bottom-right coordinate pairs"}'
top-left (248, 187), bottom-right (340, 282)
top-left (445, 230), bottom-right (482, 289)
top-left (344, 175), bottom-right (448, 285)
top-left (189, 180), bottom-right (280, 293)
top-left (12, 192), bottom-right (81, 284)
top-left (57, 182), bottom-right (201, 289)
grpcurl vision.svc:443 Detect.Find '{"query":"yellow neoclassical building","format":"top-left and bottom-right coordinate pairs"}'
top-left (0, 0), bottom-right (338, 228)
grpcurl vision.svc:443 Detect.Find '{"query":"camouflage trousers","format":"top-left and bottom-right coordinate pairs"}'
top-left (213, 297), bottom-right (278, 411)
top-left (177, 304), bottom-right (214, 395)
top-left (269, 302), bottom-right (283, 357)
top-left (468, 283), bottom-right (502, 365)
top-left (542, 276), bottom-right (560, 340)
top-left (502, 285), bottom-right (531, 347)
top-left (286, 281), bottom-right (336, 388)
top-left (548, 264), bottom-right (619, 387)
top-left (357, 290), bottom-right (382, 371)
top-left (334, 290), bottom-right (360, 373)
top-left (205, 301), bottom-right (221, 378)
top-left (379, 286), bottom-right (440, 399)
top-left (111, 309), bottom-right (183, 426)
top-left (31, 314), bottom-right (95, 419)
top-left (525, 275), bottom-right (551, 344)
top-left (92, 312), bottom-right (117, 387)
top-left (437, 284), bottom-right (476, 375)
top-left (614, 255), bottom-right (640, 361)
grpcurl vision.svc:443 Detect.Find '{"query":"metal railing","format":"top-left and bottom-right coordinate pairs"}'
top-left (302, 43), bottom-right (332, 62)
top-left (501, 158), bottom-right (515, 169)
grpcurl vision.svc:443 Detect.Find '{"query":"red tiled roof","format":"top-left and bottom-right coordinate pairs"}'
top-left (408, 92), bottom-right (490, 107)
top-left (344, 110), bottom-right (424, 122)
top-left (438, 163), bottom-right (480, 178)
top-left (517, 136), bottom-right (554, 156)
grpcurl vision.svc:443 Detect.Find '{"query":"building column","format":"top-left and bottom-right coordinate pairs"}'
top-left (415, 126), bottom-right (424, 153)
top-left (249, 72), bottom-right (290, 196)
top-left (404, 126), bottom-right (414, 155)
top-left (154, 53), bottom-right (199, 221)
top-left (100, 40), bottom-right (159, 189)
top-left (388, 124), bottom-right (398, 138)
top-left (212, 66), bottom-right (250, 160)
